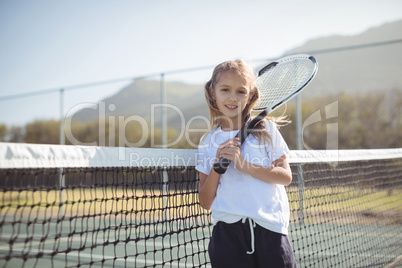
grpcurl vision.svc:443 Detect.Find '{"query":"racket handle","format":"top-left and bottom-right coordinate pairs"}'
top-left (213, 158), bottom-right (231, 174)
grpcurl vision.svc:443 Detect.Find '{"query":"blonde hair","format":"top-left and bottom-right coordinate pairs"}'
top-left (204, 59), bottom-right (290, 144)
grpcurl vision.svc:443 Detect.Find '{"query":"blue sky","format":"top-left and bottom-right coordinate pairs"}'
top-left (1, 0), bottom-right (401, 126)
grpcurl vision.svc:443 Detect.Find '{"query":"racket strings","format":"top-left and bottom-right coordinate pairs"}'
top-left (255, 59), bottom-right (315, 109)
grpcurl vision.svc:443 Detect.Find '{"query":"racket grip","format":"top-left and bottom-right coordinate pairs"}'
top-left (213, 158), bottom-right (231, 174)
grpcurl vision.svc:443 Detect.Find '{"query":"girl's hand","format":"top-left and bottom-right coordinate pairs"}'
top-left (216, 138), bottom-right (244, 170)
top-left (216, 138), bottom-right (240, 159)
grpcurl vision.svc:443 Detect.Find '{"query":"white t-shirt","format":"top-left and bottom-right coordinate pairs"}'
top-left (196, 120), bottom-right (290, 235)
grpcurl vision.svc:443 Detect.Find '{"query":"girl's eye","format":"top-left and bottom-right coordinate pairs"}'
top-left (221, 88), bottom-right (229, 92)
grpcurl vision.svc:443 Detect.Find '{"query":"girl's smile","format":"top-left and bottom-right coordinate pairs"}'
top-left (224, 104), bottom-right (238, 110)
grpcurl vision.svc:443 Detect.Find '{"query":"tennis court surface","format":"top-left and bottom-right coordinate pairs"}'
top-left (1, 143), bottom-right (401, 267)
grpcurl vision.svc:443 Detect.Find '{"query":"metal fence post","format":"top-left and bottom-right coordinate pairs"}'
top-left (296, 94), bottom-right (305, 225)
top-left (160, 74), bottom-right (169, 223)
top-left (59, 88), bottom-right (65, 217)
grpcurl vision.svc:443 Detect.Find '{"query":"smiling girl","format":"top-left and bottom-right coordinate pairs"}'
top-left (196, 60), bottom-right (297, 267)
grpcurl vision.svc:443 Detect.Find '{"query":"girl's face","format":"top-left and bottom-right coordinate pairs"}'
top-left (212, 71), bottom-right (251, 128)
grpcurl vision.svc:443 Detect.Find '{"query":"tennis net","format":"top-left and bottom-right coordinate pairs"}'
top-left (0, 143), bottom-right (401, 267)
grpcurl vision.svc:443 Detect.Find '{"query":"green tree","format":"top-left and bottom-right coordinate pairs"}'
top-left (0, 124), bottom-right (6, 141)
top-left (25, 120), bottom-right (59, 144)
top-left (8, 126), bottom-right (25, 143)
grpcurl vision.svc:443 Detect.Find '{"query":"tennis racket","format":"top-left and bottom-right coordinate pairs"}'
top-left (213, 54), bottom-right (318, 174)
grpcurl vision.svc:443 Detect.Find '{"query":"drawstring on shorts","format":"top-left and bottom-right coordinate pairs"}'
top-left (241, 217), bottom-right (256, 254)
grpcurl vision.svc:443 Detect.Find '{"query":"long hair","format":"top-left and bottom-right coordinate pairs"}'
top-left (204, 59), bottom-right (289, 144)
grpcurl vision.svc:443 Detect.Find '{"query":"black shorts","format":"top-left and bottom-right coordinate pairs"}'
top-left (208, 220), bottom-right (297, 268)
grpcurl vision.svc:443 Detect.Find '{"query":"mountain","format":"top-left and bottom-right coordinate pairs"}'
top-left (72, 19), bottom-right (402, 126)
top-left (71, 79), bottom-right (208, 128)
top-left (287, 20), bottom-right (402, 52)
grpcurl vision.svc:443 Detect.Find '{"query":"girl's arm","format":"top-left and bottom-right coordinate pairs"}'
top-left (240, 154), bottom-right (292, 186)
top-left (219, 147), bottom-right (292, 186)
top-left (198, 170), bottom-right (220, 210)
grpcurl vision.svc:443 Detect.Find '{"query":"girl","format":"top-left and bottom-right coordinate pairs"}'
top-left (196, 59), bottom-right (297, 267)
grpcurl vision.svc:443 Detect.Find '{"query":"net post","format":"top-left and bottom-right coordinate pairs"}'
top-left (58, 167), bottom-right (65, 218)
top-left (297, 165), bottom-right (305, 225)
top-left (162, 167), bottom-right (169, 222)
